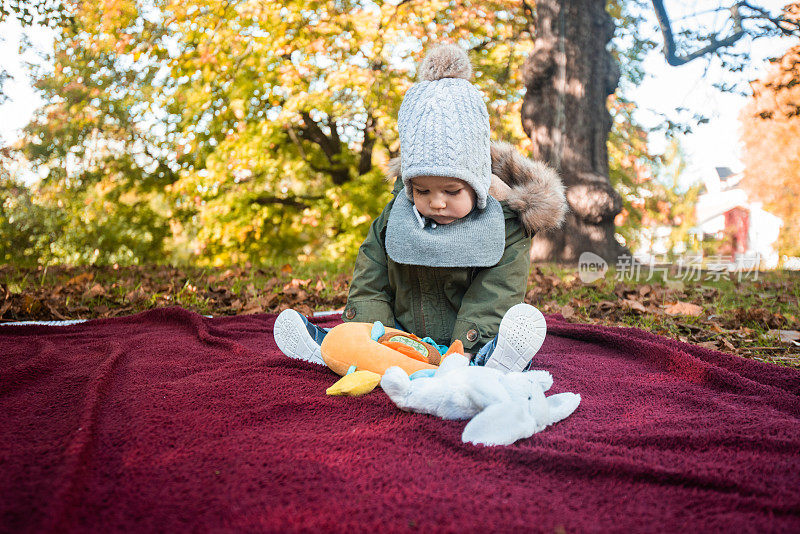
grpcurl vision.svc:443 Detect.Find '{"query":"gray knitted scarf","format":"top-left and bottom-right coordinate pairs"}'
top-left (385, 190), bottom-right (505, 268)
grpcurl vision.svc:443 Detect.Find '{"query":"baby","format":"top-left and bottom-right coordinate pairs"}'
top-left (274, 44), bottom-right (566, 372)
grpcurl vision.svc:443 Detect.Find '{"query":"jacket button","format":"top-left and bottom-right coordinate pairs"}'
top-left (466, 329), bottom-right (478, 342)
top-left (344, 308), bottom-right (356, 320)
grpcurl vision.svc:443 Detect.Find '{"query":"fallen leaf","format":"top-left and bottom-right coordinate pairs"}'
top-left (125, 288), bottom-right (145, 302)
top-left (242, 302), bottom-right (264, 314)
top-left (66, 272), bottom-right (94, 286)
top-left (264, 277), bottom-right (279, 292)
top-left (83, 283), bottom-right (106, 299)
top-left (767, 330), bottom-right (800, 343)
top-left (697, 341), bottom-right (718, 350)
top-left (664, 301), bottom-right (703, 316)
top-left (560, 305), bottom-right (575, 319)
top-left (260, 293), bottom-right (277, 308)
top-left (22, 294), bottom-right (42, 315)
top-left (620, 298), bottom-right (648, 313)
top-left (734, 308), bottom-right (786, 329)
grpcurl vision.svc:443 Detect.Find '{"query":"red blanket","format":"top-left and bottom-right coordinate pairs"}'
top-left (2, 307), bottom-right (798, 532)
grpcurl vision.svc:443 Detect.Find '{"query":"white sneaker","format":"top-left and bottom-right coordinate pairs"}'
top-left (273, 309), bottom-right (326, 366)
top-left (484, 303), bottom-right (547, 373)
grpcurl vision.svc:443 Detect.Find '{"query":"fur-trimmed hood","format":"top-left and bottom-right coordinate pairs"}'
top-left (386, 141), bottom-right (567, 235)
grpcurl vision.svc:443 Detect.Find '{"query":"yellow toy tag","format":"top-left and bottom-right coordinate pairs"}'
top-left (325, 370), bottom-right (382, 396)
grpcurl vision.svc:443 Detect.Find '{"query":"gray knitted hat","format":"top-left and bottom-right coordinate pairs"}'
top-left (398, 44), bottom-right (492, 209)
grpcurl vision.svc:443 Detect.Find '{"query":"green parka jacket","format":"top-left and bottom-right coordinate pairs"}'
top-left (342, 142), bottom-right (567, 353)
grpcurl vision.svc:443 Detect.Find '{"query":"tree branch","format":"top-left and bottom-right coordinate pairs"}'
top-left (328, 116), bottom-right (341, 153)
top-left (653, 1), bottom-right (800, 66)
top-left (357, 112), bottom-right (375, 176)
top-left (740, 1), bottom-right (800, 36)
top-left (298, 111), bottom-right (341, 161)
top-left (287, 122), bottom-right (350, 185)
top-left (651, 0), bottom-right (745, 66)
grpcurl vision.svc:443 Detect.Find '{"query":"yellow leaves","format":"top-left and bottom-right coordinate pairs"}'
top-left (664, 302), bottom-right (703, 317)
top-left (27, 0), bottom-right (552, 266)
top-left (300, 210), bottom-right (320, 228)
top-left (307, 38), bottom-right (326, 54)
top-left (230, 99), bottom-right (246, 120)
top-left (118, 189), bottom-right (140, 207)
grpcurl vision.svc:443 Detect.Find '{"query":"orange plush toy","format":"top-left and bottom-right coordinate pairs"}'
top-left (319, 321), bottom-right (463, 377)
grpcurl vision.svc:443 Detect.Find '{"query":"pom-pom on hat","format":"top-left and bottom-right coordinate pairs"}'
top-left (397, 44), bottom-right (492, 209)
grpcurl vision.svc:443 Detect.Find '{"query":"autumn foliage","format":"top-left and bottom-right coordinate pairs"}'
top-left (3, 1), bottom-right (796, 266)
top-left (740, 5), bottom-right (800, 257)
top-left (4, 0), bottom-right (537, 266)
top-left (0, 0), bottom-right (679, 267)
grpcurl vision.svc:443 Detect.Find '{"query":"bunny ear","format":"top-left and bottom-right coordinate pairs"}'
top-left (462, 393), bottom-right (582, 446)
top-left (545, 393), bottom-right (582, 425)
top-left (462, 402), bottom-right (536, 446)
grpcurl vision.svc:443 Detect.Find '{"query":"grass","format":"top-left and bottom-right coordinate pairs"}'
top-left (523, 264), bottom-right (799, 368)
top-left (1, 262), bottom-right (798, 368)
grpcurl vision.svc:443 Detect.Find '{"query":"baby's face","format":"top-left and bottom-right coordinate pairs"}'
top-left (410, 175), bottom-right (476, 225)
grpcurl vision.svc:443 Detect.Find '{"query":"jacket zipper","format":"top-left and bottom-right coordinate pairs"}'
top-left (415, 267), bottom-right (426, 336)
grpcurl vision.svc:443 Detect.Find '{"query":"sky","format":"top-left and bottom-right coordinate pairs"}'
top-left (627, 0), bottom-right (796, 189)
top-left (0, 2), bottom-right (797, 189)
top-left (0, 21), bottom-right (54, 145)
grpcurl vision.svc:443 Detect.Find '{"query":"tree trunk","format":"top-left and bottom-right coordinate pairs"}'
top-left (521, 0), bottom-right (628, 264)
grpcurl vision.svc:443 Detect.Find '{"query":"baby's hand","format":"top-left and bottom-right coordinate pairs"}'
top-left (489, 173), bottom-right (512, 201)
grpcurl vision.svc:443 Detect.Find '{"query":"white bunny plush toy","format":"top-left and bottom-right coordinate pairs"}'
top-left (380, 353), bottom-right (581, 446)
